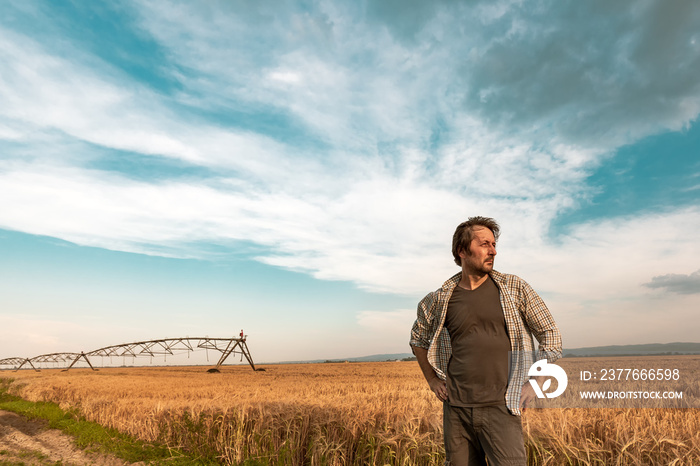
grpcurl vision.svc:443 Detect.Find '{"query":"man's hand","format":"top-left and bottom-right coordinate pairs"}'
top-left (520, 379), bottom-right (537, 411)
top-left (428, 377), bottom-right (448, 402)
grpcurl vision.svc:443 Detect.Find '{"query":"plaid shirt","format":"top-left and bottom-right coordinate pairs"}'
top-left (410, 270), bottom-right (562, 416)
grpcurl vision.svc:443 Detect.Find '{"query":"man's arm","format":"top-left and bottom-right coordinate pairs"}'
top-left (518, 279), bottom-right (562, 410)
top-left (520, 281), bottom-right (562, 362)
top-left (410, 289), bottom-right (449, 401)
top-left (412, 346), bottom-right (448, 402)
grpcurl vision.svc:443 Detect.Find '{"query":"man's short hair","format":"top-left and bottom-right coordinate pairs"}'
top-left (452, 216), bottom-right (500, 266)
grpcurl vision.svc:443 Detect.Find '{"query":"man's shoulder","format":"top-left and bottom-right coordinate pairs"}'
top-left (490, 270), bottom-right (530, 289)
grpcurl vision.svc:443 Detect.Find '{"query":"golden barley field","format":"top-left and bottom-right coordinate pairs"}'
top-left (2, 357), bottom-right (700, 465)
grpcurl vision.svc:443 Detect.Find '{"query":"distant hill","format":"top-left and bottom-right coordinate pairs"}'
top-left (340, 343), bottom-right (700, 361)
top-left (275, 353), bottom-right (415, 364)
top-left (333, 353), bottom-right (415, 362)
top-left (563, 342), bottom-right (700, 357)
top-left (269, 343), bottom-right (700, 365)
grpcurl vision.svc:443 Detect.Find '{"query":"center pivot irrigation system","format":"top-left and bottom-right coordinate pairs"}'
top-left (0, 336), bottom-right (259, 373)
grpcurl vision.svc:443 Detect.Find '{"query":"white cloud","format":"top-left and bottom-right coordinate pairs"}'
top-left (268, 70), bottom-right (302, 84)
top-left (643, 269), bottom-right (700, 295)
top-left (0, 121), bottom-right (26, 141)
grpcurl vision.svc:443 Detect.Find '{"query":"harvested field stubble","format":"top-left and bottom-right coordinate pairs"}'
top-left (2, 357), bottom-right (699, 465)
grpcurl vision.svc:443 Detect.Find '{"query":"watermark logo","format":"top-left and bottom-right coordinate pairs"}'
top-left (528, 359), bottom-right (568, 398)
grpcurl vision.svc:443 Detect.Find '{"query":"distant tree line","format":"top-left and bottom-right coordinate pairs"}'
top-left (563, 352), bottom-right (699, 358)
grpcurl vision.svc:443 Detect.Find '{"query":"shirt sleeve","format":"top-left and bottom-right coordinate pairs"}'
top-left (409, 291), bottom-right (436, 351)
top-left (519, 280), bottom-right (563, 362)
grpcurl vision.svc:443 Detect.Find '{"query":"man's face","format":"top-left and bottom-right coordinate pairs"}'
top-left (459, 226), bottom-right (497, 274)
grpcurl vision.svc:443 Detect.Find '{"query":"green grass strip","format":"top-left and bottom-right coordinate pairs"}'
top-left (0, 377), bottom-right (218, 465)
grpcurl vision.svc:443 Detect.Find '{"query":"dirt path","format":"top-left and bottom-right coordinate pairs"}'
top-left (0, 409), bottom-right (136, 465)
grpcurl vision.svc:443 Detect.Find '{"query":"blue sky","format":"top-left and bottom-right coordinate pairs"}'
top-left (1, 1), bottom-right (699, 364)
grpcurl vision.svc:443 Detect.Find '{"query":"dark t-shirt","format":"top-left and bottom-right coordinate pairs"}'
top-left (444, 276), bottom-right (510, 406)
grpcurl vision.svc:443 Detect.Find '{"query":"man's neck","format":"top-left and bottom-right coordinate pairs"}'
top-left (458, 270), bottom-right (490, 290)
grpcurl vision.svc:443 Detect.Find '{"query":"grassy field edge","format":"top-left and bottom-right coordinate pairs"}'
top-left (0, 377), bottom-right (219, 465)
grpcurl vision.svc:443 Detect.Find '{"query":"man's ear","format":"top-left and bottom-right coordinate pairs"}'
top-left (457, 248), bottom-right (467, 260)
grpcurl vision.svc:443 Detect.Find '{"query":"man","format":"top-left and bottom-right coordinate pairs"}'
top-left (410, 216), bottom-right (562, 465)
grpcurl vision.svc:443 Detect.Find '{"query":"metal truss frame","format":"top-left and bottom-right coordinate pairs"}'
top-left (0, 336), bottom-right (256, 372)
